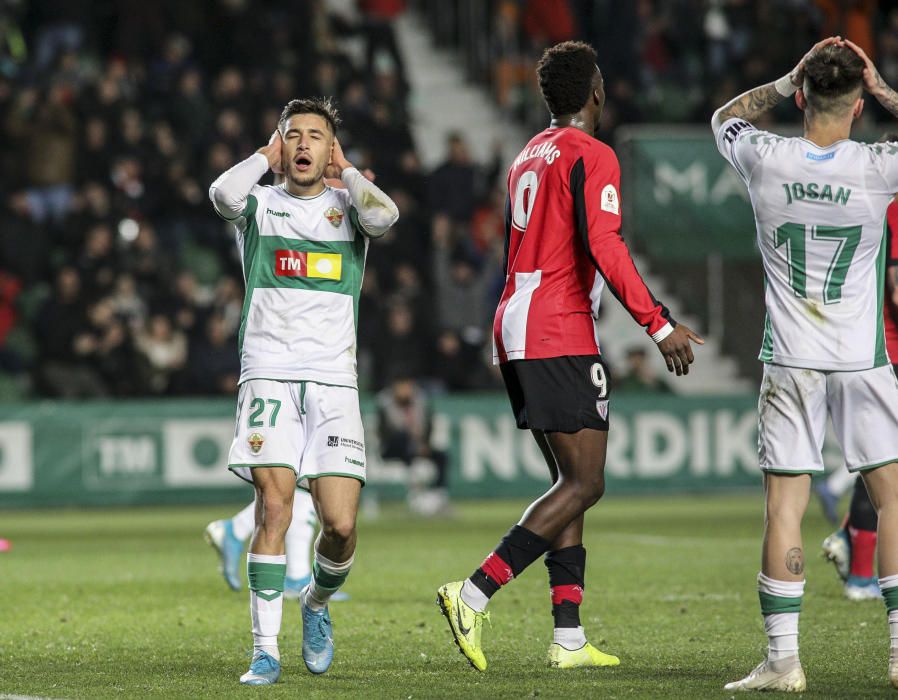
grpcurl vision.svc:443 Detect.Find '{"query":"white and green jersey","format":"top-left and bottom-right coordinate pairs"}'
top-left (225, 182), bottom-right (367, 387)
top-left (716, 117), bottom-right (898, 371)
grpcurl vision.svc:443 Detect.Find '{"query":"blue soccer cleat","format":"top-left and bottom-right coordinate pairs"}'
top-left (204, 519), bottom-right (244, 591)
top-left (239, 649), bottom-right (281, 685)
top-left (301, 589), bottom-right (335, 674)
top-left (844, 575), bottom-right (881, 601)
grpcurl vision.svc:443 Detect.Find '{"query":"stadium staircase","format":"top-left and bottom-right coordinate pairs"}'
top-left (395, 12), bottom-right (751, 394)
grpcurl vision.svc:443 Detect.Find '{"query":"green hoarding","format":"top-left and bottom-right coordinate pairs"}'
top-left (618, 126), bottom-right (758, 260)
top-left (0, 394), bottom-right (808, 508)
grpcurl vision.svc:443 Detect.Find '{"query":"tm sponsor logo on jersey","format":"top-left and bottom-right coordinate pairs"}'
top-left (513, 142), bottom-right (561, 167)
top-left (266, 208), bottom-right (291, 218)
top-left (782, 181), bottom-right (850, 206)
top-left (275, 250), bottom-right (343, 280)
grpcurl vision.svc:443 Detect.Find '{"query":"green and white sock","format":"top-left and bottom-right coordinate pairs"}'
top-left (305, 541), bottom-right (352, 611)
top-left (247, 552), bottom-right (286, 660)
top-left (758, 572), bottom-right (804, 662)
top-left (879, 574), bottom-right (898, 652)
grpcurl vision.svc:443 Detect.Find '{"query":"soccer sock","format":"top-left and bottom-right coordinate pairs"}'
top-left (247, 552), bottom-right (286, 660)
top-left (305, 538), bottom-right (353, 610)
top-left (758, 572), bottom-right (804, 662)
top-left (545, 545), bottom-right (586, 649)
top-left (285, 490), bottom-right (316, 580)
top-left (231, 501), bottom-right (256, 542)
top-left (849, 527), bottom-right (877, 579)
top-left (879, 574), bottom-right (898, 652)
top-left (461, 525), bottom-right (551, 612)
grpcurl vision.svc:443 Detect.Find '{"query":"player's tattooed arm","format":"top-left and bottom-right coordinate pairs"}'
top-left (711, 37), bottom-right (843, 134)
top-left (844, 39), bottom-right (898, 119)
top-left (785, 547), bottom-right (804, 575)
top-left (712, 83), bottom-right (785, 130)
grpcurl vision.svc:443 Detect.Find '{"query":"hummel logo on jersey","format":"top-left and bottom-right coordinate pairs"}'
top-left (266, 208), bottom-right (291, 218)
top-left (324, 207), bottom-right (344, 227)
top-left (275, 250), bottom-right (342, 280)
top-left (722, 120), bottom-right (751, 144)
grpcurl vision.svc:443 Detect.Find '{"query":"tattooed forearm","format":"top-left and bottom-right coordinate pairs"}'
top-left (785, 547), bottom-right (804, 575)
top-left (716, 83), bottom-right (786, 125)
top-left (875, 79), bottom-right (898, 120)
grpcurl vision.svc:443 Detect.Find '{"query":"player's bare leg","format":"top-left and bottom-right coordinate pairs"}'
top-left (438, 428), bottom-right (613, 671)
top-left (530, 430), bottom-right (618, 668)
top-left (300, 475), bottom-right (361, 674)
top-left (859, 462), bottom-right (898, 687)
top-left (241, 467), bottom-right (296, 685)
top-left (726, 473), bottom-right (809, 692)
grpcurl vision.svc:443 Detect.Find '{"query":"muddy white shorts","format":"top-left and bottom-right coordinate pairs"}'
top-left (228, 379), bottom-right (366, 490)
top-left (758, 363), bottom-right (898, 473)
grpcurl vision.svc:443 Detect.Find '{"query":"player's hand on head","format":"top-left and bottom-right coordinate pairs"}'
top-left (844, 38), bottom-right (885, 95)
top-left (656, 323), bottom-right (704, 376)
top-left (327, 138), bottom-right (353, 178)
top-left (790, 36), bottom-right (842, 88)
top-left (257, 130), bottom-right (284, 174)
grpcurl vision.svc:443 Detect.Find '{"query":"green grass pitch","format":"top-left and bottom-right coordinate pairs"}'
top-left (0, 493), bottom-right (890, 698)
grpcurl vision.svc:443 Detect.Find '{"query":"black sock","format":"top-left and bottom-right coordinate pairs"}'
top-left (545, 545), bottom-right (586, 628)
top-left (849, 477), bottom-right (878, 532)
top-left (470, 525), bottom-right (552, 598)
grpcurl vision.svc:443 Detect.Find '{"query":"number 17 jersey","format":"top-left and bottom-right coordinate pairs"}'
top-left (717, 118), bottom-right (898, 371)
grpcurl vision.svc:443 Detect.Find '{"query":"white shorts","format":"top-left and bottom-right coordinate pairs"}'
top-left (228, 379), bottom-right (366, 490)
top-left (758, 364), bottom-right (898, 473)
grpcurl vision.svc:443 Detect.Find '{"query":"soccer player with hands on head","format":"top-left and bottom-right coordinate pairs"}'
top-left (209, 97), bottom-right (398, 685)
top-left (712, 36), bottom-right (898, 691)
top-left (437, 41), bottom-right (703, 673)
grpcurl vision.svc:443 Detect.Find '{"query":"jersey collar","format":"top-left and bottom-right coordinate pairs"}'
top-left (278, 183), bottom-right (331, 200)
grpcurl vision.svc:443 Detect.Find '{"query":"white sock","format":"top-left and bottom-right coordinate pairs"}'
top-left (247, 552), bottom-right (286, 660)
top-left (460, 578), bottom-right (490, 613)
top-left (553, 626), bottom-right (587, 651)
top-left (879, 574), bottom-right (898, 651)
top-left (758, 573), bottom-right (804, 662)
top-left (305, 542), bottom-right (352, 610)
top-left (285, 490), bottom-right (316, 580)
top-left (231, 501), bottom-right (256, 542)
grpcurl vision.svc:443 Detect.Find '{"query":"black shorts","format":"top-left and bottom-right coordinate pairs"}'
top-left (500, 355), bottom-right (611, 433)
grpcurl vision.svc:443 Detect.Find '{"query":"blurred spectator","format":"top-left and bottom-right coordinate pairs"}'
top-left (135, 314), bottom-right (187, 394)
top-left (376, 376), bottom-right (449, 515)
top-left (427, 133), bottom-right (500, 224)
top-left (615, 347), bottom-right (672, 394)
top-left (358, 0), bottom-right (408, 88)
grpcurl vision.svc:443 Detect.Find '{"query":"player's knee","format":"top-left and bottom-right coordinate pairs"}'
top-left (581, 474), bottom-right (605, 508)
top-left (259, 495), bottom-right (294, 534)
top-left (321, 516), bottom-right (356, 545)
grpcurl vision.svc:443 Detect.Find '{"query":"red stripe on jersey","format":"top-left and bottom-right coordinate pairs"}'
top-left (550, 584), bottom-right (584, 606)
top-left (885, 201), bottom-right (898, 363)
top-left (480, 552), bottom-right (514, 586)
top-left (493, 127), bottom-right (672, 363)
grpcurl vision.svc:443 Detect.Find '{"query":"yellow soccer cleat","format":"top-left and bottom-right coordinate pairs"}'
top-left (547, 642), bottom-right (620, 669)
top-left (436, 581), bottom-right (489, 671)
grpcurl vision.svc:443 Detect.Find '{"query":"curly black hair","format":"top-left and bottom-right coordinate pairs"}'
top-left (536, 41), bottom-right (598, 116)
top-left (278, 97), bottom-right (341, 133)
top-left (803, 45), bottom-right (864, 113)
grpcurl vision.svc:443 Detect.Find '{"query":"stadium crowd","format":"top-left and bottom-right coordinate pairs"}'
top-left (6, 0), bottom-right (896, 399)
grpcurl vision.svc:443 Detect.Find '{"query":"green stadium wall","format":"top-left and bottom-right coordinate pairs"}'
top-left (0, 394), bottom-right (791, 507)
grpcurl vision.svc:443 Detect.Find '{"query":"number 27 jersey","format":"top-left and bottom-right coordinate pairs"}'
top-left (717, 118), bottom-right (898, 371)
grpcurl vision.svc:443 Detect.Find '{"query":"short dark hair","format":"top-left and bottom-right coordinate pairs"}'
top-left (881, 131), bottom-right (898, 143)
top-left (803, 45), bottom-right (864, 114)
top-left (536, 41), bottom-right (598, 116)
top-left (278, 97), bottom-right (341, 133)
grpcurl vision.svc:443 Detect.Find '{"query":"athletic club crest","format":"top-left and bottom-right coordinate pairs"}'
top-left (596, 400), bottom-right (609, 421)
top-left (248, 432), bottom-right (264, 454)
top-left (324, 207), bottom-right (344, 227)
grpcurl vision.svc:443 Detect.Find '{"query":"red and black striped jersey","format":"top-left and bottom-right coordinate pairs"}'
top-left (493, 126), bottom-right (673, 364)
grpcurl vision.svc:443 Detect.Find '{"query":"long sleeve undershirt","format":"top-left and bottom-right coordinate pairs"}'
top-left (209, 153), bottom-right (399, 237)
